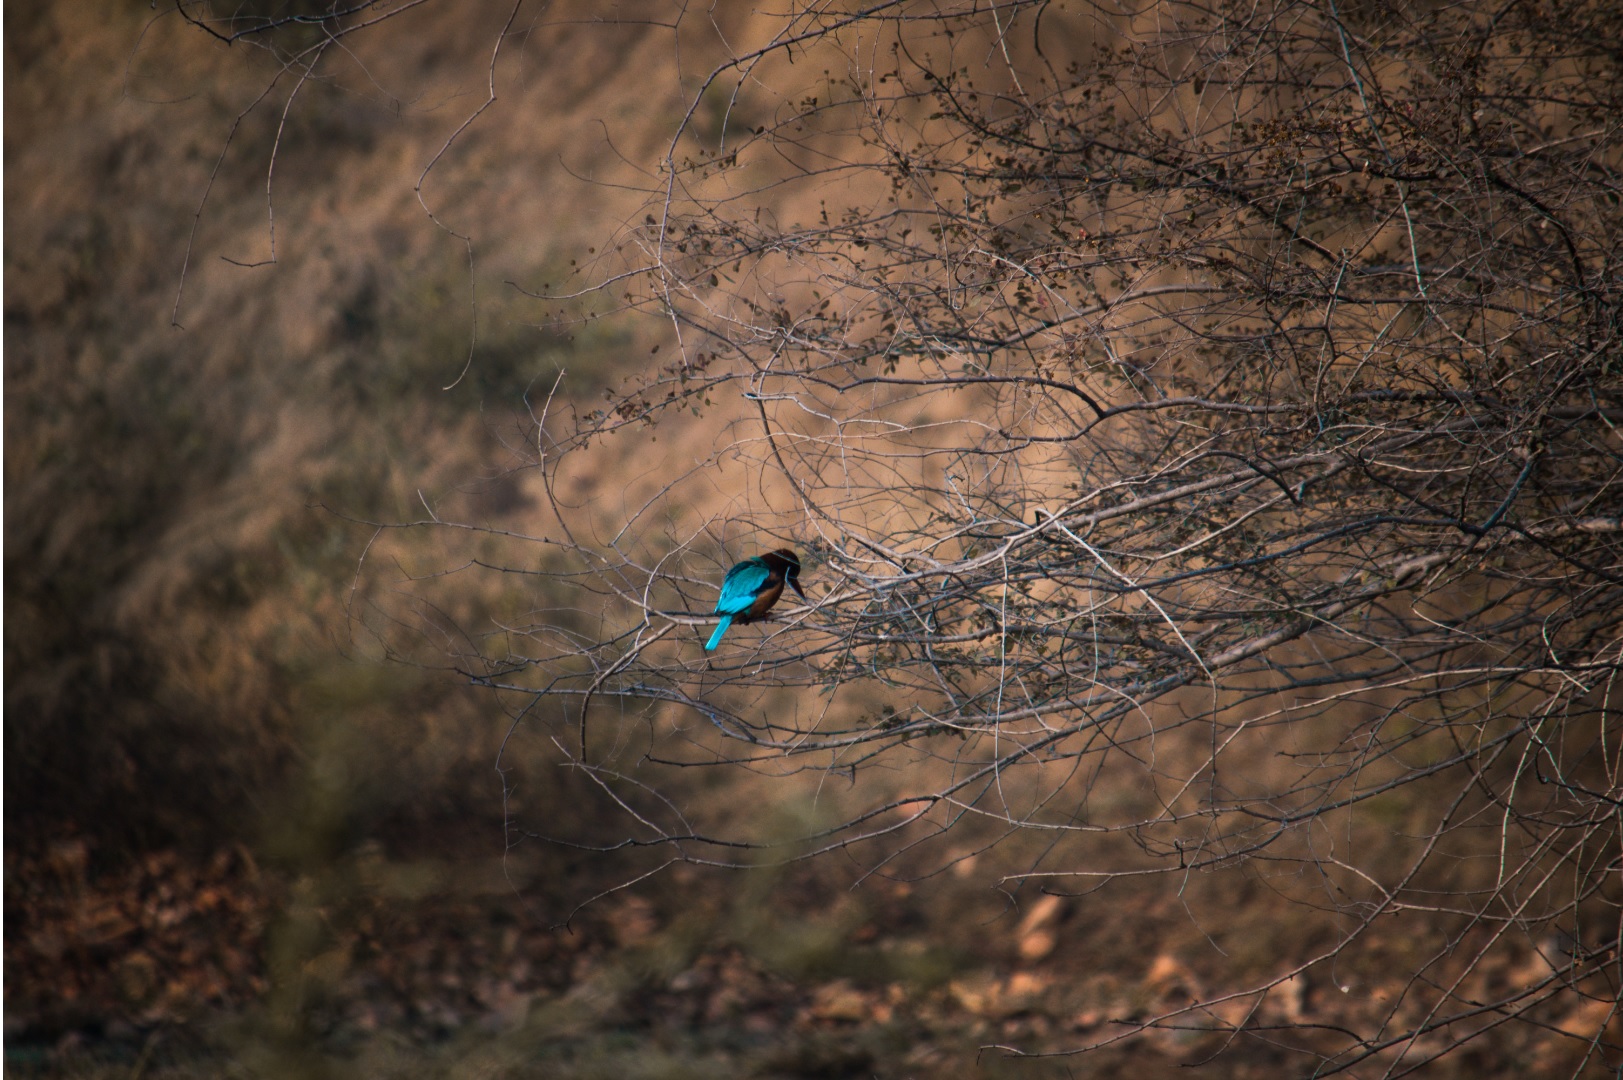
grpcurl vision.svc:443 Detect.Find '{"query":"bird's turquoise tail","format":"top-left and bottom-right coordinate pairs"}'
top-left (705, 615), bottom-right (734, 651)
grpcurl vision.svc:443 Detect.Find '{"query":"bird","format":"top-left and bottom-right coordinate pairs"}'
top-left (705, 548), bottom-right (806, 651)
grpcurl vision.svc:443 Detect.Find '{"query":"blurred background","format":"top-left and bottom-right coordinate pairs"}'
top-left (6, 3), bottom-right (1618, 1078)
top-left (3, 6), bottom-right (1109, 1077)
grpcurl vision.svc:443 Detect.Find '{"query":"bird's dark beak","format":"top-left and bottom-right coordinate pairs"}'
top-left (787, 574), bottom-right (806, 601)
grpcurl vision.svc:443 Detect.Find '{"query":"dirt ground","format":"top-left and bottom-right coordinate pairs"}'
top-left (6, 825), bottom-right (1335, 1079)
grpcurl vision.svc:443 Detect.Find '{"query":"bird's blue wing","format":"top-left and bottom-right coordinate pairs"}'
top-left (715, 559), bottom-right (771, 615)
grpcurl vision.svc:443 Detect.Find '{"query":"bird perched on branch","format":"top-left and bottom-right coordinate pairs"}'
top-left (706, 548), bottom-right (805, 651)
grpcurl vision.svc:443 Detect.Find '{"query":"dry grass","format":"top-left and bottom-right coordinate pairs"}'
top-left (7, 5), bottom-right (1619, 1078)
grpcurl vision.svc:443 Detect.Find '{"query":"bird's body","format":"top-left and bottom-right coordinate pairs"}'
top-left (706, 548), bottom-right (805, 650)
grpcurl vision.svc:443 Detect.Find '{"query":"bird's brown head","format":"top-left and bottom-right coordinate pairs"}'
top-left (765, 548), bottom-right (806, 599)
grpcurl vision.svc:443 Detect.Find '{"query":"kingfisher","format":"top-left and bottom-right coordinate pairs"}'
top-left (705, 548), bottom-right (806, 651)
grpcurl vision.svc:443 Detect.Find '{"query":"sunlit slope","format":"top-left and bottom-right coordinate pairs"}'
top-left (4, 2), bottom-right (798, 850)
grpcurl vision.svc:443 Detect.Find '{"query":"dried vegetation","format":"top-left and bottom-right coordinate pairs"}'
top-left (6, 1), bottom-right (1621, 1077)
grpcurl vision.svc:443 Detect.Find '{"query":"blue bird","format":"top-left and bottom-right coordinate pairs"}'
top-left (706, 548), bottom-right (806, 651)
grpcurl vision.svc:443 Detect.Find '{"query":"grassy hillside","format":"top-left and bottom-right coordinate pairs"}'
top-left (7, 3), bottom-right (1619, 1078)
top-left (7, 1), bottom-right (632, 850)
top-left (4, 6), bottom-right (1045, 1076)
